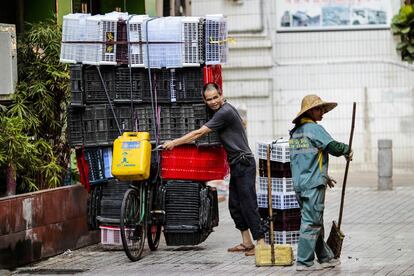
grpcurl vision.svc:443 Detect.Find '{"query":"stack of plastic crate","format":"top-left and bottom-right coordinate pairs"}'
top-left (256, 140), bottom-right (301, 245)
top-left (64, 14), bottom-right (229, 246)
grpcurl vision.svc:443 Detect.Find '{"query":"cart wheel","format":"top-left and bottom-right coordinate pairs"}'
top-left (120, 187), bottom-right (146, 261)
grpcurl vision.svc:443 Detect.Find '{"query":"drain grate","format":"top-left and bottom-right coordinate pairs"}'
top-left (17, 268), bottom-right (88, 275)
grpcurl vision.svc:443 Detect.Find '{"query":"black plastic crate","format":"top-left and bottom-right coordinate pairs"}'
top-left (174, 67), bottom-right (204, 102)
top-left (191, 104), bottom-right (221, 146)
top-left (83, 105), bottom-right (115, 146)
top-left (115, 105), bottom-right (133, 134)
top-left (164, 230), bottom-right (199, 246)
top-left (170, 104), bottom-right (198, 138)
top-left (259, 159), bottom-right (292, 178)
top-left (84, 147), bottom-right (105, 184)
top-left (67, 107), bottom-right (83, 147)
top-left (84, 66), bottom-right (115, 103)
top-left (259, 208), bottom-right (301, 231)
top-left (134, 104), bottom-right (173, 142)
top-left (143, 69), bottom-right (172, 103)
top-left (70, 64), bottom-right (84, 106)
top-left (114, 67), bottom-right (149, 102)
top-left (98, 179), bottom-right (131, 223)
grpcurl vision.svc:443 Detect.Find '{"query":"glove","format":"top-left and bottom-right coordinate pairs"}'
top-left (327, 175), bottom-right (337, 188)
top-left (345, 149), bottom-right (353, 162)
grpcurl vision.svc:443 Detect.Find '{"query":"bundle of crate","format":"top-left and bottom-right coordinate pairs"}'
top-left (255, 140), bottom-right (301, 245)
top-left (62, 12), bottom-right (229, 246)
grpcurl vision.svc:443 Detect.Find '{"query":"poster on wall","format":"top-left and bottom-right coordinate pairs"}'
top-left (277, 0), bottom-right (391, 32)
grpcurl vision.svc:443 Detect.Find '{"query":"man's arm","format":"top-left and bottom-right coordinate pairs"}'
top-left (163, 126), bottom-right (212, 150)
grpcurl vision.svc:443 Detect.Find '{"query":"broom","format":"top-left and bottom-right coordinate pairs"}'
top-left (327, 102), bottom-right (356, 258)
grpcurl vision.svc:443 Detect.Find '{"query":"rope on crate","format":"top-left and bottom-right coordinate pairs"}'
top-left (208, 37), bottom-right (236, 45)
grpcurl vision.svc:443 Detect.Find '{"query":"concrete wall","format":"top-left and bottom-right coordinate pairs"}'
top-left (192, 0), bottom-right (413, 171)
top-left (0, 184), bottom-right (99, 269)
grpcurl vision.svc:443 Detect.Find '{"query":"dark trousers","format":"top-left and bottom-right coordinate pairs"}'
top-left (228, 157), bottom-right (264, 240)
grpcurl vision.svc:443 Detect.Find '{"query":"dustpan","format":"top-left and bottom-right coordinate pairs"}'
top-left (255, 143), bottom-right (293, 267)
top-left (327, 102), bottom-right (356, 258)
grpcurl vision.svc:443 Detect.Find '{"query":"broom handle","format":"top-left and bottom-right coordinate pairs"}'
top-left (338, 102), bottom-right (356, 229)
top-left (267, 145), bottom-right (275, 264)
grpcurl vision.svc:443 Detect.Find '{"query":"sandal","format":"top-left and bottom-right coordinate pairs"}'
top-left (227, 243), bottom-right (255, 252)
top-left (244, 247), bottom-right (255, 256)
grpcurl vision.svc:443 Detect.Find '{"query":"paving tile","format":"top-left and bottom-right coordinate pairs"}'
top-left (11, 185), bottom-right (414, 276)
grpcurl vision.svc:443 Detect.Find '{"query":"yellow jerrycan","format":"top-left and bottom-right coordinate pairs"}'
top-left (111, 132), bottom-right (152, 181)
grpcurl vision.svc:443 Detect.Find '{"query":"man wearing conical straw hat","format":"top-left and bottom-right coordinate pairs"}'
top-left (289, 95), bottom-right (352, 271)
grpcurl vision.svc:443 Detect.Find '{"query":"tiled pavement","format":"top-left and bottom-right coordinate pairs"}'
top-left (9, 172), bottom-right (414, 276)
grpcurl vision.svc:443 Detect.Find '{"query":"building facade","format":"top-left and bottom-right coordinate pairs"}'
top-left (192, 0), bottom-right (413, 171)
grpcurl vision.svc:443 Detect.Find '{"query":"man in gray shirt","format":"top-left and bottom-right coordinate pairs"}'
top-left (163, 83), bottom-right (264, 256)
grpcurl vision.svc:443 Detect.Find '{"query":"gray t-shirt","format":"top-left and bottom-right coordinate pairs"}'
top-left (204, 102), bottom-right (252, 164)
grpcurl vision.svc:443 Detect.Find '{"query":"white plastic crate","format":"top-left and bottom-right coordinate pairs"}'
top-left (127, 15), bottom-right (148, 67)
top-left (205, 14), bottom-right (228, 65)
top-left (83, 15), bottom-right (104, 65)
top-left (257, 177), bottom-right (294, 193)
top-left (265, 231), bottom-right (300, 244)
top-left (100, 225), bottom-right (132, 246)
top-left (60, 13), bottom-right (90, 63)
top-left (82, 13), bottom-right (128, 65)
top-left (256, 139), bottom-right (290, 163)
top-left (257, 191), bottom-right (299, 209)
top-left (182, 17), bottom-right (202, 67)
top-left (99, 13), bottom-right (125, 65)
top-left (143, 17), bottom-right (183, 68)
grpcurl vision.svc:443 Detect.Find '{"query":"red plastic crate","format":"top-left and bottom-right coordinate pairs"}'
top-left (161, 145), bottom-right (229, 181)
top-left (203, 65), bottom-right (223, 92)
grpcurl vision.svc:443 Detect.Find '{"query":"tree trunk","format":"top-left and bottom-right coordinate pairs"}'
top-left (6, 162), bottom-right (17, 196)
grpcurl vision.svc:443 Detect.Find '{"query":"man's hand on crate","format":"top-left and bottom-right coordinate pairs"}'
top-left (163, 140), bottom-right (177, 150)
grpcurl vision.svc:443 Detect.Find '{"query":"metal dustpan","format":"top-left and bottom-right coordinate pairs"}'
top-left (255, 144), bottom-right (293, 267)
top-left (327, 102), bottom-right (356, 258)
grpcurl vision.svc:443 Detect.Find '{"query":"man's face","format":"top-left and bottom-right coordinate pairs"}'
top-left (309, 106), bottom-right (324, 121)
top-left (204, 89), bottom-right (224, 111)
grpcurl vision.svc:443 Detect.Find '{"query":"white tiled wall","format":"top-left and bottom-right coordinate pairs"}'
top-left (192, 0), bottom-right (413, 171)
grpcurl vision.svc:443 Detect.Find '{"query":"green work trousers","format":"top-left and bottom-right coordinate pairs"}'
top-left (296, 186), bottom-right (334, 267)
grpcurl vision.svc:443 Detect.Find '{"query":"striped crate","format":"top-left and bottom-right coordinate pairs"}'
top-left (265, 230), bottom-right (300, 245)
top-left (256, 139), bottom-right (290, 163)
top-left (257, 177), bottom-right (294, 193)
top-left (257, 191), bottom-right (299, 210)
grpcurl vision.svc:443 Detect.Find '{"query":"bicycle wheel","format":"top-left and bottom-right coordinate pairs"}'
top-left (120, 187), bottom-right (146, 261)
top-left (147, 183), bottom-right (162, 251)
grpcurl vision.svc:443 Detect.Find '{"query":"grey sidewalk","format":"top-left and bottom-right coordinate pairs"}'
top-left (11, 173), bottom-right (414, 276)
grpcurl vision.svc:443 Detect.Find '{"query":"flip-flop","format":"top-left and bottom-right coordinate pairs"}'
top-left (227, 243), bottom-right (255, 252)
top-left (244, 247), bottom-right (255, 256)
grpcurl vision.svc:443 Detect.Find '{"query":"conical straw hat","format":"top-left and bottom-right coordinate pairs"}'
top-left (292, 94), bottom-right (337, 124)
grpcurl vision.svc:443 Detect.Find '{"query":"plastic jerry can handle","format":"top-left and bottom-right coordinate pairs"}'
top-left (123, 132), bottom-right (138, 137)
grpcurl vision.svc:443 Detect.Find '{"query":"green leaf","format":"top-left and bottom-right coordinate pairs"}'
top-left (407, 46), bottom-right (414, 54)
top-left (397, 41), bottom-right (408, 50)
top-left (400, 5), bottom-right (414, 18)
top-left (401, 27), bottom-right (411, 34)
